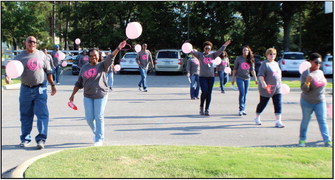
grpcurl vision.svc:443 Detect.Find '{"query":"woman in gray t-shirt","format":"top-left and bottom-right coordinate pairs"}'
top-left (254, 48), bottom-right (285, 128)
top-left (69, 40), bottom-right (126, 146)
top-left (298, 52), bottom-right (332, 147)
top-left (231, 45), bottom-right (258, 116)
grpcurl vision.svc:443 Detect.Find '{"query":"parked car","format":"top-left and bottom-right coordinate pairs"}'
top-left (278, 52), bottom-right (306, 74)
top-left (120, 52), bottom-right (139, 72)
top-left (72, 58), bottom-right (80, 75)
top-left (254, 55), bottom-right (264, 75)
top-left (154, 49), bottom-right (187, 74)
top-left (321, 54), bottom-right (333, 76)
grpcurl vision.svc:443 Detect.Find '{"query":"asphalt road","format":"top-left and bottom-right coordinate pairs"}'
top-left (1, 69), bottom-right (333, 175)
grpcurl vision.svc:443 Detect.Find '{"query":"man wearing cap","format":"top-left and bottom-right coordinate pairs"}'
top-left (51, 44), bottom-right (63, 85)
top-left (5, 36), bottom-right (57, 150)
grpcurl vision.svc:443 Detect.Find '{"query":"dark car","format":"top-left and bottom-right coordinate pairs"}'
top-left (72, 55), bottom-right (80, 75)
top-left (254, 55), bottom-right (264, 75)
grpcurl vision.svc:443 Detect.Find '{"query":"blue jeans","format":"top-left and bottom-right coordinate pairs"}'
top-left (199, 77), bottom-right (215, 110)
top-left (236, 78), bottom-right (250, 111)
top-left (256, 94), bottom-right (282, 115)
top-left (19, 82), bottom-right (49, 143)
top-left (53, 65), bottom-right (62, 83)
top-left (83, 96), bottom-right (108, 142)
top-left (299, 98), bottom-right (331, 143)
top-left (107, 71), bottom-right (114, 88)
top-left (190, 74), bottom-right (200, 99)
top-left (138, 67), bottom-right (148, 89)
top-left (218, 71), bottom-right (229, 92)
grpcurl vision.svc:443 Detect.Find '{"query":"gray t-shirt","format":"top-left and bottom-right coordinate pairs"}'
top-left (136, 50), bottom-right (153, 69)
top-left (300, 69), bottom-right (326, 104)
top-left (216, 57), bottom-right (229, 72)
top-left (233, 56), bottom-right (255, 80)
top-left (257, 60), bottom-right (282, 97)
top-left (192, 45), bottom-right (226, 77)
top-left (51, 50), bottom-right (63, 66)
top-left (78, 54), bottom-right (89, 68)
top-left (15, 50), bottom-right (53, 87)
top-left (186, 58), bottom-right (200, 75)
top-left (75, 54), bottom-right (115, 99)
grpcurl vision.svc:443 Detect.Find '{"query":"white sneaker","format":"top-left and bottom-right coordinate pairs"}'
top-left (275, 121), bottom-right (285, 128)
top-left (254, 118), bottom-right (262, 125)
top-left (94, 141), bottom-right (103, 146)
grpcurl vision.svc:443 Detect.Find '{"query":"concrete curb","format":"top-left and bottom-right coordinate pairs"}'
top-left (9, 150), bottom-right (62, 178)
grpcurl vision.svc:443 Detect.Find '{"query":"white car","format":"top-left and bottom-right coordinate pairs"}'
top-left (278, 52), bottom-right (306, 74)
top-left (321, 54), bottom-right (333, 76)
top-left (154, 49), bottom-right (186, 74)
top-left (120, 52), bottom-right (139, 72)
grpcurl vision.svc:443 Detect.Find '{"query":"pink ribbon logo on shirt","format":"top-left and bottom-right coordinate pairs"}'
top-left (313, 76), bottom-right (327, 87)
top-left (83, 56), bottom-right (89, 61)
top-left (203, 57), bottom-right (212, 64)
top-left (27, 58), bottom-right (42, 71)
top-left (83, 68), bottom-right (97, 79)
top-left (141, 54), bottom-right (148, 60)
top-left (240, 62), bottom-right (250, 70)
top-left (193, 59), bottom-right (199, 65)
top-left (221, 61), bottom-right (227, 66)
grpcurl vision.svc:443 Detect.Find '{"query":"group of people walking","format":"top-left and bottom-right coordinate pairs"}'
top-left (5, 35), bottom-right (332, 149)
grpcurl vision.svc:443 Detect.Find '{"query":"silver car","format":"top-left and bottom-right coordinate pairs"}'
top-left (120, 52), bottom-right (139, 72)
top-left (321, 54), bottom-right (333, 76)
top-left (154, 49), bottom-right (186, 74)
top-left (278, 52), bottom-right (306, 74)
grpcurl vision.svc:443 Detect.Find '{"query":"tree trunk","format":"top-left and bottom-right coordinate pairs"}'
top-left (283, 19), bottom-right (291, 52)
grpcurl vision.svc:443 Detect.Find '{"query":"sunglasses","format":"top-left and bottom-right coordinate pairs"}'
top-left (269, 53), bottom-right (276, 55)
top-left (27, 40), bottom-right (37, 44)
top-left (313, 60), bottom-right (322, 65)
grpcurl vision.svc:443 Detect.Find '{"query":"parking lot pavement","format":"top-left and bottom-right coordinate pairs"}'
top-left (1, 71), bottom-right (333, 175)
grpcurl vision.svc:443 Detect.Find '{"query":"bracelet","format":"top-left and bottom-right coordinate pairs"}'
top-left (117, 47), bottom-right (121, 51)
top-left (304, 82), bottom-right (310, 86)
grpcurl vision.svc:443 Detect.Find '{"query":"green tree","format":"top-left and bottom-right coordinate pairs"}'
top-left (1, 1), bottom-right (52, 50)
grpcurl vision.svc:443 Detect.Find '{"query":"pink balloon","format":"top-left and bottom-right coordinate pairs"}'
top-left (6, 60), bottom-right (24, 78)
top-left (135, 44), bottom-right (142, 52)
top-left (281, 84), bottom-right (290, 94)
top-left (75, 38), bottom-right (81, 45)
top-left (213, 57), bottom-right (222, 65)
top-left (126, 22), bottom-right (143, 39)
top-left (224, 67), bottom-right (231, 74)
top-left (61, 61), bottom-right (68, 67)
top-left (299, 61), bottom-right (311, 74)
top-left (56, 51), bottom-right (66, 61)
top-left (114, 64), bottom-right (121, 71)
top-left (182, 43), bottom-right (193, 54)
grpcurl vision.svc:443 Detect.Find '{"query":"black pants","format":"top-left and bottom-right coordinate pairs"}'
top-left (199, 77), bottom-right (215, 110)
top-left (256, 94), bottom-right (282, 115)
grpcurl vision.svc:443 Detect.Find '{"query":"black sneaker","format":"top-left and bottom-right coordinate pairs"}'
top-left (221, 90), bottom-right (225, 94)
top-left (204, 110), bottom-right (210, 116)
top-left (19, 140), bottom-right (30, 147)
top-left (37, 140), bottom-right (45, 150)
top-left (199, 107), bottom-right (204, 115)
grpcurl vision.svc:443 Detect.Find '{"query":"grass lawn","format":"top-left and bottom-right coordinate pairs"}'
top-left (24, 146), bottom-right (332, 178)
top-left (214, 80), bottom-right (333, 88)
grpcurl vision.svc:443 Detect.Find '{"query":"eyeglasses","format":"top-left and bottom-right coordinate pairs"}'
top-left (27, 40), bottom-right (37, 44)
top-left (269, 53), bottom-right (276, 55)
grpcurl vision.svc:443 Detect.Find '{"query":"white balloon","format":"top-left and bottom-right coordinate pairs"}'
top-left (135, 44), bottom-right (142, 52)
